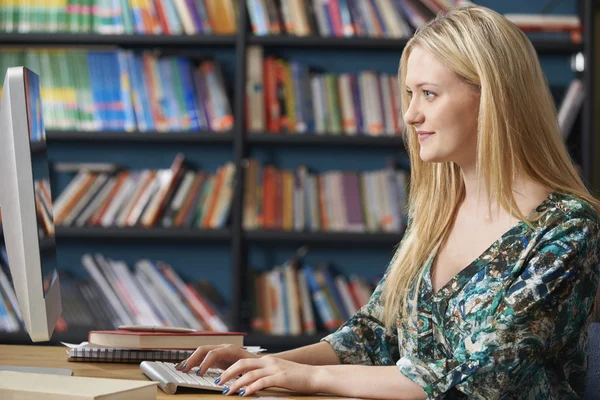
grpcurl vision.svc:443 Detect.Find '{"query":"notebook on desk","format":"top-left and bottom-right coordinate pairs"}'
top-left (67, 346), bottom-right (196, 363)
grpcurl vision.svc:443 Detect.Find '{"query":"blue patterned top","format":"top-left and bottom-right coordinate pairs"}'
top-left (322, 192), bottom-right (600, 399)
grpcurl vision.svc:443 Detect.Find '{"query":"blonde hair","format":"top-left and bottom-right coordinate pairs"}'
top-left (383, 5), bottom-right (600, 327)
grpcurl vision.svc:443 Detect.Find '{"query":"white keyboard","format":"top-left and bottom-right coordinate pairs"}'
top-left (140, 361), bottom-right (241, 395)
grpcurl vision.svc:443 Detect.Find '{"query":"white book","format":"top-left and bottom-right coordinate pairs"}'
top-left (115, 171), bottom-right (147, 227)
top-left (136, 260), bottom-right (203, 330)
top-left (63, 174), bottom-right (108, 226)
top-left (0, 371), bottom-right (156, 400)
top-left (101, 175), bottom-right (136, 227)
top-left (110, 260), bottom-right (163, 326)
top-left (311, 75), bottom-right (326, 134)
top-left (283, 264), bottom-right (302, 335)
top-left (134, 270), bottom-right (181, 327)
top-left (173, 0), bottom-right (198, 34)
top-left (126, 174), bottom-right (159, 227)
top-left (81, 254), bottom-right (133, 326)
top-left (75, 177), bottom-right (117, 227)
top-left (380, 74), bottom-right (396, 136)
top-left (52, 171), bottom-right (88, 221)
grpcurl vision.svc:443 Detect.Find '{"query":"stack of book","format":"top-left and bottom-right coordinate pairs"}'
top-left (246, 46), bottom-right (404, 136)
top-left (251, 261), bottom-right (377, 336)
top-left (246, 0), bottom-right (459, 37)
top-left (0, 0), bottom-right (238, 35)
top-left (0, 248), bottom-right (230, 334)
top-left (0, 49), bottom-right (233, 133)
top-left (243, 159), bottom-right (408, 233)
top-left (53, 154), bottom-right (235, 230)
top-left (67, 327), bottom-right (246, 363)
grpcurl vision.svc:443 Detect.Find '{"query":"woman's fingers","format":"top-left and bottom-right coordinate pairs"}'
top-left (196, 348), bottom-right (232, 376)
top-left (218, 358), bottom-right (266, 384)
top-left (224, 369), bottom-right (270, 395)
top-left (176, 345), bottom-right (220, 372)
top-left (241, 375), bottom-right (278, 396)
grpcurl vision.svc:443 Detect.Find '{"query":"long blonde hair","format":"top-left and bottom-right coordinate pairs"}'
top-left (383, 5), bottom-right (600, 327)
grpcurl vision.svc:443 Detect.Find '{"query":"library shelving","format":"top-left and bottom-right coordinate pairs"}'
top-left (1, 0), bottom-right (597, 351)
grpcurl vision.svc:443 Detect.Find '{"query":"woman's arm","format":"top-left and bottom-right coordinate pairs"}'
top-left (271, 341), bottom-right (340, 365)
top-left (218, 356), bottom-right (426, 399)
top-left (314, 364), bottom-right (427, 400)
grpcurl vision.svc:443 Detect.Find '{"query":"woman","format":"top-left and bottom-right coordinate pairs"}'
top-left (176, 5), bottom-right (600, 399)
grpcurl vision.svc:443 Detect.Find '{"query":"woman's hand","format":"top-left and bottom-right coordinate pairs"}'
top-left (217, 355), bottom-right (319, 396)
top-left (175, 344), bottom-right (259, 375)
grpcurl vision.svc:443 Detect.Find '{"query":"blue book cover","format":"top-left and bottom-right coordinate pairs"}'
top-left (87, 52), bottom-right (106, 130)
top-left (176, 58), bottom-right (201, 131)
top-left (303, 264), bottom-right (337, 330)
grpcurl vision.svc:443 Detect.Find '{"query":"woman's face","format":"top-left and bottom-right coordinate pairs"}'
top-left (404, 47), bottom-right (480, 167)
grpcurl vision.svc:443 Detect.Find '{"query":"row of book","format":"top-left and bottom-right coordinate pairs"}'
top-left (0, 49), bottom-right (233, 133)
top-left (0, 0), bottom-right (238, 35)
top-left (246, 46), bottom-right (404, 136)
top-left (247, 0), bottom-right (581, 37)
top-left (0, 248), bottom-right (231, 333)
top-left (247, 0), bottom-right (458, 38)
top-left (52, 154), bottom-right (235, 230)
top-left (243, 160), bottom-right (408, 233)
top-left (250, 260), bottom-right (377, 335)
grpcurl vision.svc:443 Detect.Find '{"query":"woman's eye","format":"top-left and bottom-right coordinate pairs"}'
top-left (423, 90), bottom-right (435, 99)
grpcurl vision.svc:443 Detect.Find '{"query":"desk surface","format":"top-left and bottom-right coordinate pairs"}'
top-left (0, 345), bottom-right (341, 399)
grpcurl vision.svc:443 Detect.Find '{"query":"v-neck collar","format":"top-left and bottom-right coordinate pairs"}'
top-left (424, 191), bottom-right (558, 300)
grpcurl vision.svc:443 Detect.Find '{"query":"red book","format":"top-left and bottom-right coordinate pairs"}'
top-left (88, 328), bottom-right (245, 350)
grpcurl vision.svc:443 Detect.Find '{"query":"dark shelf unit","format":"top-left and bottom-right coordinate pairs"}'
top-left (245, 230), bottom-right (402, 246)
top-left (247, 133), bottom-right (406, 148)
top-left (2, 1), bottom-right (595, 351)
top-left (46, 130), bottom-right (234, 144)
top-left (54, 226), bottom-right (232, 241)
top-left (248, 35), bottom-right (581, 53)
top-left (0, 33), bottom-right (237, 47)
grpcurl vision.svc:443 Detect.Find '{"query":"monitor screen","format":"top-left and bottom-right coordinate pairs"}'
top-left (24, 68), bottom-right (58, 298)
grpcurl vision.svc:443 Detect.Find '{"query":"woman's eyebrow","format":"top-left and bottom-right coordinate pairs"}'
top-left (405, 82), bottom-right (439, 90)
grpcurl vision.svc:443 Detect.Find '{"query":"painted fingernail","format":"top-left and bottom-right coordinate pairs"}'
top-left (222, 387), bottom-right (230, 395)
top-left (239, 389), bottom-right (246, 396)
top-left (214, 377), bottom-right (221, 384)
top-left (196, 369), bottom-right (202, 375)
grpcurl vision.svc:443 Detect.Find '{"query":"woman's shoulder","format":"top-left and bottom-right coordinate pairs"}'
top-left (533, 191), bottom-right (600, 237)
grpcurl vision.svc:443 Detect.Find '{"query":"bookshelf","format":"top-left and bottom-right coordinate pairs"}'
top-left (247, 35), bottom-right (582, 53)
top-left (0, 0), bottom-right (595, 351)
top-left (46, 130), bottom-right (235, 144)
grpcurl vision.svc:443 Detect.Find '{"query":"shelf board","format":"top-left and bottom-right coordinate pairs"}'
top-left (247, 133), bottom-right (406, 148)
top-left (0, 329), bottom-right (89, 346)
top-left (248, 35), bottom-right (581, 53)
top-left (249, 35), bottom-right (409, 49)
top-left (0, 33), bottom-right (237, 47)
top-left (55, 226), bottom-right (232, 240)
top-left (46, 130), bottom-right (234, 144)
top-left (245, 333), bottom-right (326, 352)
top-left (245, 230), bottom-right (402, 246)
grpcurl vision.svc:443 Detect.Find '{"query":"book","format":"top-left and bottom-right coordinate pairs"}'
top-left (0, 371), bottom-right (156, 400)
top-left (67, 347), bottom-right (195, 363)
top-left (88, 329), bottom-right (246, 349)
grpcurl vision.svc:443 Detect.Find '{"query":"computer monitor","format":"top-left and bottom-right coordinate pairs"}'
top-left (0, 66), bottom-right (61, 342)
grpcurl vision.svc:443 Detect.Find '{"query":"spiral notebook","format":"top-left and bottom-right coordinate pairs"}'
top-left (67, 347), bottom-right (195, 363)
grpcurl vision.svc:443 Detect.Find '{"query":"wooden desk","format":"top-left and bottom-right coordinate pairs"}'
top-left (0, 345), bottom-right (341, 399)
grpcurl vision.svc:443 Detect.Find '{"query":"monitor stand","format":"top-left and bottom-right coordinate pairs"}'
top-left (0, 365), bottom-right (72, 375)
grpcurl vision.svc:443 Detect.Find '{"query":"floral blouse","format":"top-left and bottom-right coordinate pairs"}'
top-left (322, 192), bottom-right (600, 399)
